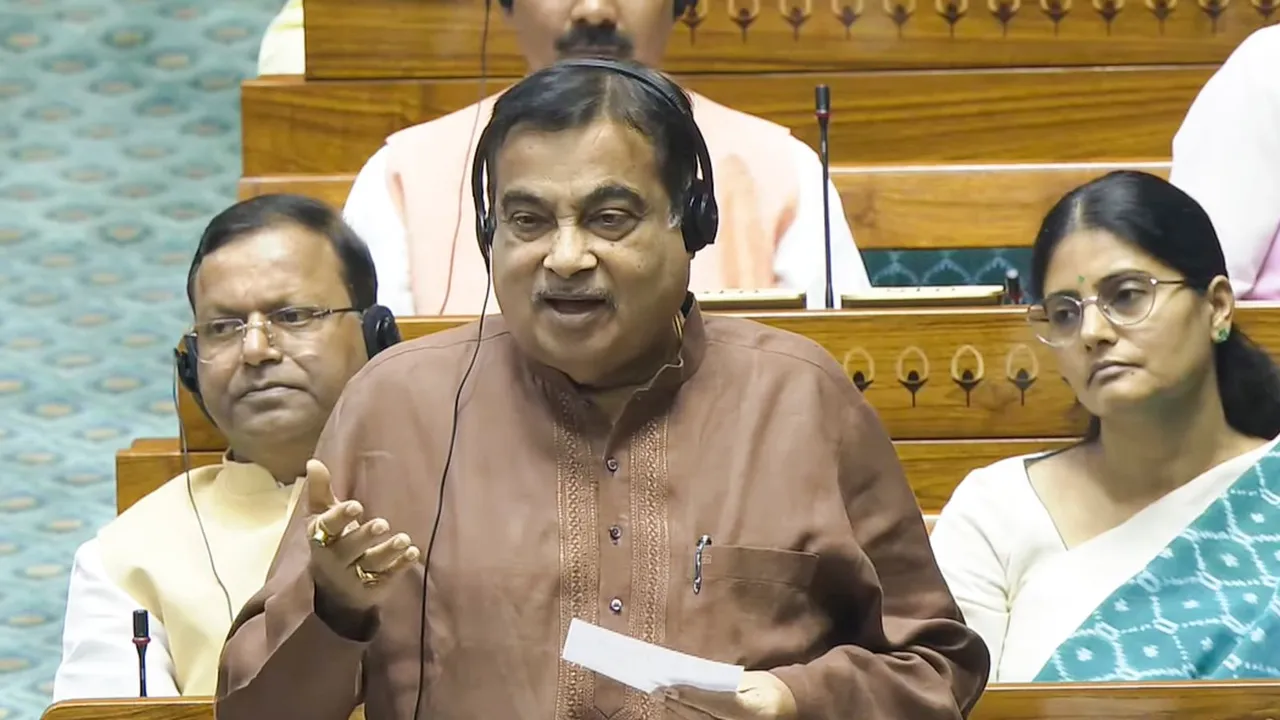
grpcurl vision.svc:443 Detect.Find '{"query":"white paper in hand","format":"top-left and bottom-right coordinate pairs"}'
top-left (561, 618), bottom-right (744, 694)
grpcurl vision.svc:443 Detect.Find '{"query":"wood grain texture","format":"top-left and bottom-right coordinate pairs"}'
top-left (39, 670), bottom-right (1280, 720)
top-left (240, 67), bottom-right (1212, 175)
top-left (301, 0), bottom-right (1277, 79)
top-left (169, 304), bottom-right (1280, 450)
top-left (238, 161), bottom-right (1173, 251)
top-left (972, 680), bottom-right (1280, 719)
top-left (115, 437), bottom-right (1068, 513)
top-left (41, 698), bottom-right (213, 720)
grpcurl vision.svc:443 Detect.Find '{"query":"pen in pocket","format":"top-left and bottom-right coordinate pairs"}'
top-left (693, 534), bottom-right (712, 594)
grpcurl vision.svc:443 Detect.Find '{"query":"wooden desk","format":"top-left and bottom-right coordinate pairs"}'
top-left (39, 681), bottom-right (1280, 719)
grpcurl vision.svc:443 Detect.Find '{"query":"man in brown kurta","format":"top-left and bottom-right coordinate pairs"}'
top-left (216, 59), bottom-right (989, 720)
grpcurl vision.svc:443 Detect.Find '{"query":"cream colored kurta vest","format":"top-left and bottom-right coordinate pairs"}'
top-left (97, 460), bottom-right (301, 695)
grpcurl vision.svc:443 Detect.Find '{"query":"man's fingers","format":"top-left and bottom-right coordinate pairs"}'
top-left (305, 459), bottom-right (337, 515)
top-left (313, 499), bottom-right (363, 541)
top-left (665, 687), bottom-right (737, 719)
top-left (356, 533), bottom-right (415, 572)
top-left (327, 518), bottom-right (393, 565)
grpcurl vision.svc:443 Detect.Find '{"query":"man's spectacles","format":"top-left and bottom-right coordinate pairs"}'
top-left (1027, 272), bottom-right (1190, 348)
top-left (188, 306), bottom-right (361, 362)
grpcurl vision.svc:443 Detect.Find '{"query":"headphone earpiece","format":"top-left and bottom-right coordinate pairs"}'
top-left (174, 336), bottom-right (212, 421)
top-left (360, 304), bottom-right (403, 359)
top-left (682, 177), bottom-right (718, 255)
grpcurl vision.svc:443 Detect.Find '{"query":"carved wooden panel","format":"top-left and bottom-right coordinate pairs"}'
top-left (240, 68), bottom-right (1209, 175)
top-left (171, 304), bottom-right (1280, 450)
top-left (238, 161), bottom-right (1172, 251)
top-left (301, 0), bottom-right (1279, 78)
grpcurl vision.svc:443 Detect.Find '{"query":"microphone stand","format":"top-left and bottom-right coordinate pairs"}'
top-left (815, 85), bottom-right (835, 310)
top-left (133, 609), bottom-right (150, 698)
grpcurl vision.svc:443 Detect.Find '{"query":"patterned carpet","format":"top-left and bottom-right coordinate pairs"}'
top-left (0, 1), bottom-right (1022, 719)
top-left (0, 0), bottom-right (280, 717)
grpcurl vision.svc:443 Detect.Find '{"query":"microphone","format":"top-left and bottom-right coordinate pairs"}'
top-left (132, 609), bottom-right (150, 698)
top-left (815, 84), bottom-right (835, 310)
top-left (1003, 268), bottom-right (1023, 305)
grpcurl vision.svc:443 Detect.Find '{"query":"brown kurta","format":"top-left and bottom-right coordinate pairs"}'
top-left (216, 301), bottom-right (990, 720)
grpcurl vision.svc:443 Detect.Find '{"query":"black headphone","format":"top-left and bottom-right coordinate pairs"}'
top-left (498, 0), bottom-right (695, 16)
top-left (174, 305), bottom-right (402, 417)
top-left (470, 57), bottom-right (718, 268)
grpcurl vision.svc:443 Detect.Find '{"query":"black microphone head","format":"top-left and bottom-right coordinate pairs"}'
top-left (133, 609), bottom-right (149, 639)
top-left (815, 85), bottom-right (830, 118)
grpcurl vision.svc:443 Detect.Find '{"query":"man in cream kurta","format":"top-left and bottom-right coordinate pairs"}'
top-left (256, 0), bottom-right (872, 314)
top-left (1169, 24), bottom-right (1280, 299)
top-left (51, 194), bottom-right (385, 701)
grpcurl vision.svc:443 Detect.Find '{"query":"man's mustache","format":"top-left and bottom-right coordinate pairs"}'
top-left (554, 25), bottom-right (635, 59)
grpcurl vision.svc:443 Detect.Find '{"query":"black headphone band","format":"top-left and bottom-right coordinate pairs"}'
top-left (472, 58), bottom-right (717, 265)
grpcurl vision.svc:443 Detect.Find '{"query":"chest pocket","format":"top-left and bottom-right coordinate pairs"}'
top-left (684, 545), bottom-right (821, 666)
top-left (701, 545), bottom-right (818, 587)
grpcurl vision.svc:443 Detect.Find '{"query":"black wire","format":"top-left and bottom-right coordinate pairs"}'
top-left (173, 368), bottom-right (236, 624)
top-left (409, 3), bottom-right (493, 718)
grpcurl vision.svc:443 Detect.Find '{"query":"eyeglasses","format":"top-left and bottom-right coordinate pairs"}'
top-left (187, 306), bottom-right (361, 362)
top-left (1027, 272), bottom-right (1190, 347)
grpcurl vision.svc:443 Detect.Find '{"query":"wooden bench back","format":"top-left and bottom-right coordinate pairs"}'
top-left (298, 0), bottom-right (1267, 79)
top-left (239, 161), bottom-right (1172, 252)
top-left (114, 437), bottom-right (1069, 514)
top-left (174, 305), bottom-right (1280, 451)
top-left (241, 69), bottom-right (1209, 176)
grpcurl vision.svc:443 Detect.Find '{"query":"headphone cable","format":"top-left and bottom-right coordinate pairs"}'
top-left (410, 2), bottom-right (494, 717)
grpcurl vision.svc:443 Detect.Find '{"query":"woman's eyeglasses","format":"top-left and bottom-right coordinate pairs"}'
top-left (1027, 272), bottom-right (1190, 347)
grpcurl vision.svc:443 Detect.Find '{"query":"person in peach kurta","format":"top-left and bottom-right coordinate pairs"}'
top-left (341, 0), bottom-right (871, 315)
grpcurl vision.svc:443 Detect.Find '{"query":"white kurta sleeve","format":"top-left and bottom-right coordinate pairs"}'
top-left (52, 538), bottom-right (180, 702)
top-left (773, 137), bottom-right (872, 309)
top-left (343, 146), bottom-right (418, 316)
top-left (1169, 27), bottom-right (1280, 298)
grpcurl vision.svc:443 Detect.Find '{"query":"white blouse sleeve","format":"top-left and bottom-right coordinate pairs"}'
top-left (929, 467), bottom-right (1014, 681)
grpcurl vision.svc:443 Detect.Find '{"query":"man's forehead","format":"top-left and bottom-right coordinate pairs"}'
top-left (493, 120), bottom-right (663, 202)
top-left (193, 226), bottom-right (346, 307)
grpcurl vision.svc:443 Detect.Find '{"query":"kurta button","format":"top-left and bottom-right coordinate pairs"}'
top-left (609, 525), bottom-right (622, 542)
top-left (606, 457), bottom-right (619, 472)
top-left (609, 598), bottom-right (624, 613)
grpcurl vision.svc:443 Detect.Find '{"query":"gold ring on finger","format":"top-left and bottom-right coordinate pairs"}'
top-left (310, 523), bottom-right (337, 548)
top-left (354, 563), bottom-right (381, 587)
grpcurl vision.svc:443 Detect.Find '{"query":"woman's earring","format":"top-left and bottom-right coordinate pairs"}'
top-left (1215, 327), bottom-right (1231, 344)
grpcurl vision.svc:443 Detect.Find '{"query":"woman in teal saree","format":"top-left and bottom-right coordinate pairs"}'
top-left (930, 170), bottom-right (1280, 683)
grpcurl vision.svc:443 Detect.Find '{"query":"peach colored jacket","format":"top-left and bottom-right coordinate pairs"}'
top-left (384, 91), bottom-right (801, 316)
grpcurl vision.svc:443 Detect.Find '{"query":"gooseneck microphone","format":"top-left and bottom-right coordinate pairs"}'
top-left (132, 609), bottom-right (150, 698)
top-left (815, 84), bottom-right (835, 310)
